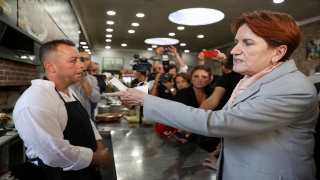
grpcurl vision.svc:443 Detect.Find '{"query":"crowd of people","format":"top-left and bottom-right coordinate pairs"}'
top-left (11, 9), bottom-right (320, 180)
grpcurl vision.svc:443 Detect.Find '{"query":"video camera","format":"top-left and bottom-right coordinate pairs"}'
top-left (130, 54), bottom-right (161, 75)
top-left (130, 51), bottom-right (172, 82)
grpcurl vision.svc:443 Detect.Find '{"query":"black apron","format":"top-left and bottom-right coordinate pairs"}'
top-left (34, 76), bottom-right (102, 180)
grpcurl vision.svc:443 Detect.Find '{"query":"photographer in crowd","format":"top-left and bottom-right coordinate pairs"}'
top-left (149, 45), bottom-right (188, 99)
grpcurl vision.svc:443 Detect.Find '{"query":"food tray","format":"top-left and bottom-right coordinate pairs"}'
top-left (95, 113), bottom-right (122, 122)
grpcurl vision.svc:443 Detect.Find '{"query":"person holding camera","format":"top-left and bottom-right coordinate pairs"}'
top-left (149, 64), bottom-right (179, 99)
top-left (154, 45), bottom-right (188, 73)
top-left (149, 46), bottom-right (188, 99)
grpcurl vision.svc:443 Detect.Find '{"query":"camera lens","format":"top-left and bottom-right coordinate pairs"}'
top-left (160, 73), bottom-right (172, 82)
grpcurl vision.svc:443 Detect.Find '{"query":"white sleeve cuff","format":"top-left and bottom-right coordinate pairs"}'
top-left (63, 147), bottom-right (93, 171)
top-left (179, 65), bottom-right (188, 73)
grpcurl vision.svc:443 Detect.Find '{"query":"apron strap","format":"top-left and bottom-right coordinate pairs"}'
top-left (43, 76), bottom-right (67, 103)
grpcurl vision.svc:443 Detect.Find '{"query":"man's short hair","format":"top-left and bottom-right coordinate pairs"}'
top-left (78, 47), bottom-right (91, 59)
top-left (167, 64), bottom-right (178, 73)
top-left (39, 39), bottom-right (75, 65)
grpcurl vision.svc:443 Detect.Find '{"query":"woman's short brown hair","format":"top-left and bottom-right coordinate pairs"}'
top-left (174, 72), bottom-right (191, 84)
top-left (230, 10), bottom-right (301, 62)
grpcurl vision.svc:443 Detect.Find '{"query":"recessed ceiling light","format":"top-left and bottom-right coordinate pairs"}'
top-left (168, 33), bottom-right (175, 36)
top-left (145, 38), bottom-right (179, 45)
top-left (82, 46), bottom-right (89, 49)
top-left (78, 31), bottom-right (81, 33)
top-left (152, 45), bottom-right (157, 48)
top-left (177, 26), bottom-right (185, 30)
top-left (105, 46), bottom-right (111, 49)
top-left (85, 49), bottom-right (90, 52)
top-left (147, 48), bottom-right (153, 51)
top-left (80, 42), bottom-right (87, 45)
top-left (88, 52), bottom-right (91, 54)
top-left (136, 13), bottom-right (145, 17)
top-left (273, 0), bottom-right (284, 3)
top-left (169, 8), bottom-right (224, 26)
top-left (107, 11), bottom-right (116, 15)
top-left (106, 34), bottom-right (112, 38)
top-left (106, 28), bottom-right (113, 32)
top-left (132, 23), bottom-right (139, 26)
top-left (197, 35), bottom-right (204, 38)
top-left (106, 21), bottom-right (114, 25)
top-left (128, 30), bottom-right (135, 33)
top-left (184, 50), bottom-right (189, 53)
top-left (121, 44), bottom-right (127, 47)
top-left (106, 39), bottom-right (112, 42)
top-left (180, 43), bottom-right (186, 46)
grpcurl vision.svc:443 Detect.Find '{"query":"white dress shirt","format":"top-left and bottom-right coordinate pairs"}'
top-left (70, 74), bottom-right (100, 117)
top-left (13, 79), bottom-right (102, 171)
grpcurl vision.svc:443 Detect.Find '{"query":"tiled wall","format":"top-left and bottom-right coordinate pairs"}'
top-left (0, 59), bottom-right (37, 86)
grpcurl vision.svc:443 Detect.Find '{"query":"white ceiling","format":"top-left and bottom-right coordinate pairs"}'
top-left (70, 0), bottom-right (320, 53)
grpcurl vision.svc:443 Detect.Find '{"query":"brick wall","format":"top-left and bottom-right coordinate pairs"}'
top-left (0, 59), bottom-right (37, 86)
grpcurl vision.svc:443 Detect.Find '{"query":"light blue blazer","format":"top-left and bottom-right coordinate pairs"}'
top-left (144, 59), bottom-right (319, 180)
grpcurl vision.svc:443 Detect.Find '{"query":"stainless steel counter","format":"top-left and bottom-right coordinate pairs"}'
top-left (96, 118), bottom-right (153, 132)
top-left (100, 128), bottom-right (216, 180)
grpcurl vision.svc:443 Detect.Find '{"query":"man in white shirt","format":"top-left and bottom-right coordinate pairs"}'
top-left (13, 39), bottom-right (112, 179)
top-left (70, 48), bottom-right (101, 119)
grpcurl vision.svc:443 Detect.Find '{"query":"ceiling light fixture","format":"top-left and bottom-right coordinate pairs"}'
top-left (184, 50), bottom-right (189, 53)
top-left (273, 0), bottom-right (284, 3)
top-left (177, 26), bottom-right (185, 30)
top-left (106, 28), bottom-right (113, 32)
top-left (152, 45), bottom-right (157, 48)
top-left (80, 42), bottom-right (87, 45)
top-left (106, 21), bottom-right (114, 25)
top-left (88, 52), bottom-right (92, 54)
top-left (121, 44), bottom-right (127, 47)
top-left (180, 43), bottom-right (186, 46)
top-left (168, 33), bottom-right (175, 36)
top-left (145, 38), bottom-right (179, 45)
top-left (197, 35), bottom-right (204, 38)
top-left (85, 49), bottom-right (90, 52)
top-left (106, 39), bottom-right (112, 42)
top-left (136, 13), bottom-right (145, 17)
top-left (132, 23), bottom-right (139, 26)
top-left (147, 48), bottom-right (153, 51)
top-left (78, 31), bottom-right (81, 33)
top-left (128, 30), bottom-right (135, 33)
top-left (107, 11), bottom-right (116, 15)
top-left (106, 34), bottom-right (112, 38)
top-left (82, 46), bottom-right (89, 49)
top-left (169, 8), bottom-right (224, 26)
top-left (105, 46), bottom-right (111, 49)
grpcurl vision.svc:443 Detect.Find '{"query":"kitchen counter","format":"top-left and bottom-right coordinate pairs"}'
top-left (98, 118), bottom-right (217, 180)
top-left (96, 117), bottom-right (153, 132)
top-left (0, 119), bottom-right (17, 147)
